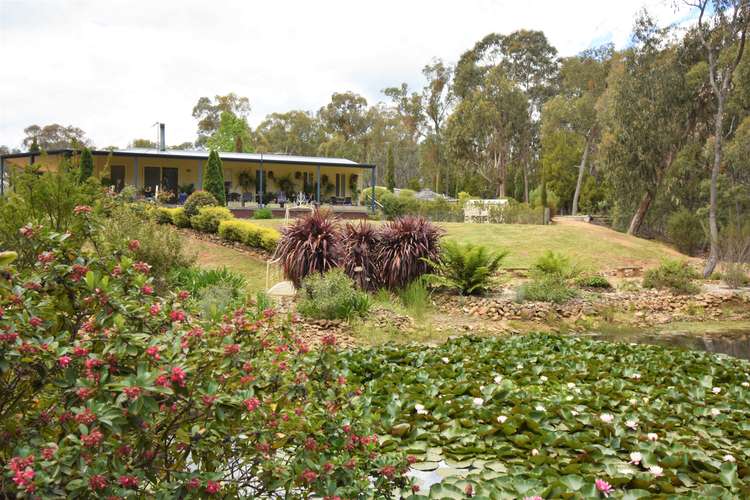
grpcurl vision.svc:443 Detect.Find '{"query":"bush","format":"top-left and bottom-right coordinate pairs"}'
top-left (380, 192), bottom-right (413, 220)
top-left (170, 266), bottom-right (248, 319)
top-left (275, 210), bottom-right (342, 287)
top-left (424, 240), bottom-right (507, 295)
top-left (643, 259), bottom-right (700, 295)
top-left (488, 200), bottom-right (544, 224)
top-left (183, 190), bottom-right (218, 218)
top-left (532, 251), bottom-right (578, 280)
top-left (217, 219), bottom-right (281, 252)
top-left (517, 276), bottom-right (577, 303)
top-left (575, 274), bottom-right (613, 289)
top-left (666, 209), bottom-right (705, 255)
top-left (0, 227), bottom-right (408, 497)
top-left (190, 206), bottom-right (234, 233)
top-left (342, 221), bottom-right (381, 290)
top-left (155, 207), bottom-right (185, 225)
top-left (376, 216), bottom-right (443, 289)
top-left (398, 277), bottom-right (431, 320)
top-left (253, 207), bottom-right (273, 219)
top-left (297, 269), bottom-right (370, 320)
top-left (204, 149), bottom-right (226, 205)
top-left (171, 207), bottom-right (191, 228)
top-left (722, 263), bottom-right (750, 288)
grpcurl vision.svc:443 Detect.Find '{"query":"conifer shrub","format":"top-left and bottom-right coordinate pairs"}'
top-left (204, 150), bottom-right (226, 205)
top-left (183, 190), bottom-right (218, 218)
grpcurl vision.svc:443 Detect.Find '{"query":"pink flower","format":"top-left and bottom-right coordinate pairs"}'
top-left (178, 290), bottom-right (190, 300)
top-left (523, 497), bottom-right (544, 500)
top-left (123, 387), bottom-right (142, 400)
top-left (37, 251), bottom-right (55, 264)
top-left (300, 469), bottom-right (317, 483)
top-left (202, 395), bottom-right (217, 407)
top-left (74, 205), bottom-right (92, 214)
top-left (19, 224), bottom-right (36, 238)
top-left (145, 345), bottom-right (160, 360)
top-left (243, 397), bottom-right (261, 412)
top-left (322, 333), bottom-right (337, 346)
top-left (128, 240), bottom-right (140, 251)
top-left (149, 303), bottom-right (161, 316)
top-left (186, 478), bottom-right (200, 489)
top-left (29, 316), bottom-right (43, 328)
top-left (595, 479), bottom-right (613, 497)
top-left (133, 261), bottom-right (151, 274)
top-left (170, 310), bottom-right (186, 322)
top-left (81, 428), bottom-right (103, 447)
top-left (141, 285), bottom-right (153, 295)
top-left (58, 355), bottom-right (72, 368)
top-left (118, 475), bottom-right (139, 488)
top-left (224, 343), bottom-right (240, 356)
top-left (205, 481), bottom-right (221, 494)
top-left (89, 474), bottom-right (107, 491)
top-left (170, 366), bottom-right (187, 387)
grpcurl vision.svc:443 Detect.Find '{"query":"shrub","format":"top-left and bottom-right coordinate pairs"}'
top-left (722, 263), bottom-right (750, 288)
top-left (358, 186), bottom-right (390, 205)
top-left (376, 216), bottom-right (443, 289)
top-left (78, 147), bottom-right (94, 183)
top-left (253, 207), bottom-right (273, 219)
top-left (275, 210), bottom-right (342, 287)
top-left (532, 251), bottom-right (578, 280)
top-left (398, 277), bottom-right (431, 320)
top-left (342, 221), bottom-right (381, 290)
top-left (643, 259), bottom-right (700, 295)
top-left (424, 240), bottom-right (507, 295)
top-left (720, 222), bottom-right (750, 288)
top-left (297, 268), bottom-right (370, 320)
top-left (0, 227), bottom-right (408, 497)
top-left (204, 149), bottom-right (226, 205)
top-left (217, 219), bottom-right (280, 252)
top-left (183, 190), bottom-right (218, 218)
top-left (517, 275), bottom-right (577, 303)
top-left (575, 274), bottom-right (613, 289)
top-left (170, 266), bottom-right (247, 297)
top-left (155, 207), bottom-right (184, 225)
top-left (190, 206), bottom-right (234, 233)
top-left (380, 192), bottom-right (410, 220)
top-left (667, 209), bottom-right (705, 255)
top-left (171, 207), bottom-right (191, 228)
top-left (488, 200), bottom-right (544, 224)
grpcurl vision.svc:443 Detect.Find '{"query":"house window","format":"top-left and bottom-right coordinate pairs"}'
top-left (335, 173), bottom-right (346, 197)
top-left (110, 165), bottom-right (125, 192)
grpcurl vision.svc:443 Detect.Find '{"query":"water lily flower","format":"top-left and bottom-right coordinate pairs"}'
top-left (723, 454), bottom-right (736, 462)
top-left (441, 357), bottom-right (450, 364)
top-left (595, 478), bottom-right (614, 497)
top-left (625, 419), bottom-right (638, 430)
top-left (649, 465), bottom-right (663, 477)
top-left (540, 375), bottom-right (548, 382)
top-left (517, 363), bottom-right (523, 369)
top-left (571, 410), bottom-right (580, 416)
top-left (567, 382), bottom-right (575, 389)
top-left (600, 413), bottom-right (614, 424)
top-left (710, 408), bottom-right (721, 417)
top-left (414, 404), bottom-right (427, 415)
top-left (473, 397), bottom-right (484, 407)
top-left (523, 497), bottom-right (543, 500)
top-left (630, 373), bottom-right (641, 380)
top-left (712, 387), bottom-right (721, 394)
top-left (494, 375), bottom-right (503, 384)
top-left (742, 381), bottom-right (749, 387)
top-left (497, 415), bottom-right (508, 424)
top-left (647, 432), bottom-right (658, 441)
top-left (531, 448), bottom-right (539, 456)
top-left (535, 404), bottom-right (545, 412)
top-left (629, 451), bottom-right (642, 464)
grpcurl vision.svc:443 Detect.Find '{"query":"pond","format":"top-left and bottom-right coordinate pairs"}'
top-left (581, 324), bottom-right (750, 360)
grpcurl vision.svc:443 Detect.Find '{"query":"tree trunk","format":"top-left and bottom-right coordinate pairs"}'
top-left (627, 190), bottom-right (653, 236)
top-left (571, 136), bottom-right (590, 216)
top-left (522, 163), bottom-right (529, 203)
top-left (704, 96), bottom-right (724, 277)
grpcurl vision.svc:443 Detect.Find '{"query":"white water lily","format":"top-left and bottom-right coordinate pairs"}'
top-left (535, 404), bottom-right (545, 412)
top-left (441, 357), bottom-right (450, 364)
top-left (629, 451), bottom-right (643, 464)
top-left (494, 375), bottom-right (503, 384)
top-left (567, 382), bottom-right (576, 389)
top-left (647, 432), bottom-right (658, 441)
top-left (710, 408), bottom-right (721, 417)
top-left (631, 373), bottom-right (641, 380)
top-left (517, 363), bottom-right (523, 370)
top-left (540, 375), bottom-right (548, 382)
top-left (497, 415), bottom-right (508, 424)
top-left (625, 419), bottom-right (638, 430)
top-left (531, 448), bottom-right (539, 456)
top-left (649, 465), bottom-right (663, 477)
top-left (742, 381), bottom-right (749, 387)
top-left (712, 387), bottom-right (721, 394)
top-left (571, 410), bottom-right (580, 416)
top-left (600, 413), bottom-right (614, 424)
top-left (414, 404), bottom-right (428, 415)
top-left (723, 454), bottom-right (736, 463)
top-left (473, 397), bottom-right (484, 407)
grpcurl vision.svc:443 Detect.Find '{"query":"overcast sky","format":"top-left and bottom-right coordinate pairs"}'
top-left (0, 0), bottom-right (692, 150)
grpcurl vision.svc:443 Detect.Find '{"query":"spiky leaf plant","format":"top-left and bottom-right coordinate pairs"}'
top-left (424, 240), bottom-right (507, 295)
top-left (342, 221), bottom-right (381, 290)
top-left (274, 209), bottom-right (342, 287)
top-left (376, 216), bottom-right (443, 289)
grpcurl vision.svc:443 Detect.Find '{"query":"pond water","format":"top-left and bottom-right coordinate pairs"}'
top-left (581, 327), bottom-right (750, 360)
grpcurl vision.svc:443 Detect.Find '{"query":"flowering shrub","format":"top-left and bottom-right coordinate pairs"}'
top-left (0, 213), bottom-right (410, 497)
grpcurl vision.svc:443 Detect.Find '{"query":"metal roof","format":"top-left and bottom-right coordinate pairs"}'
top-left (1, 148), bottom-right (375, 169)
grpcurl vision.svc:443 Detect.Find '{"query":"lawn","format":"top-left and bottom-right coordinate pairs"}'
top-left (248, 218), bottom-right (687, 271)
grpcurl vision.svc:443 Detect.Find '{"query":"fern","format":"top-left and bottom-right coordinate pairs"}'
top-left (424, 240), bottom-right (507, 295)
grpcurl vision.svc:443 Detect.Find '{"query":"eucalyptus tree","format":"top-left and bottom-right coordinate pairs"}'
top-left (683, 0), bottom-right (750, 276)
top-left (253, 111), bottom-right (324, 156)
top-left (192, 93), bottom-right (251, 147)
top-left (421, 60), bottom-right (454, 193)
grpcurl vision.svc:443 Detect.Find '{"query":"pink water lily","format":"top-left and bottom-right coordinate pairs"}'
top-left (595, 479), bottom-right (614, 497)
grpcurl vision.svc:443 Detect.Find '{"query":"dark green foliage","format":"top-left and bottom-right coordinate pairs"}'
top-left (78, 148), bottom-right (94, 183)
top-left (380, 192), bottom-right (415, 220)
top-left (386, 145), bottom-right (395, 192)
top-left (204, 150), bottom-right (226, 205)
top-left (666, 209), bottom-right (705, 255)
top-left (342, 221), bottom-right (381, 290)
top-left (575, 274), bottom-right (613, 289)
top-left (376, 216), bottom-right (443, 289)
top-left (643, 259), bottom-right (700, 294)
top-left (532, 250), bottom-right (577, 279)
top-left (253, 207), bottom-right (273, 219)
top-left (28, 137), bottom-right (40, 153)
top-left (275, 210), bottom-right (342, 287)
top-left (183, 190), bottom-right (218, 218)
top-left (517, 251), bottom-right (578, 303)
top-left (297, 269), bottom-right (370, 320)
top-left (424, 240), bottom-right (507, 295)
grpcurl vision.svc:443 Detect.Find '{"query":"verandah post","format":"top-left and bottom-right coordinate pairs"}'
top-left (370, 166), bottom-right (376, 213)
top-left (316, 165), bottom-right (321, 204)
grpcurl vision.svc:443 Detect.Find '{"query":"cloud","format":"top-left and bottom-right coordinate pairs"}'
top-left (0, 0), bottom-right (691, 149)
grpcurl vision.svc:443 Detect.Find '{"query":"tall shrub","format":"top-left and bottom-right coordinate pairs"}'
top-left (666, 209), bottom-right (705, 256)
top-left (386, 145), bottom-right (395, 192)
top-left (204, 150), bottom-right (226, 206)
top-left (78, 147), bottom-right (94, 183)
top-left (274, 210), bottom-right (342, 287)
top-left (342, 221), bottom-right (381, 290)
top-left (376, 216), bottom-right (443, 289)
top-left (424, 240), bottom-right (507, 295)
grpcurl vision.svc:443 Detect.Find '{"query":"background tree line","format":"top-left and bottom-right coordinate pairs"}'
top-left (5, 2), bottom-right (750, 274)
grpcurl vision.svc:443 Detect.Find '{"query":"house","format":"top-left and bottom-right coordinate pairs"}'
top-left (0, 127), bottom-right (376, 217)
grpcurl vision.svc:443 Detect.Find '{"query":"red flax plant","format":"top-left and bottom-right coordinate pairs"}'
top-left (342, 221), bottom-right (381, 291)
top-left (274, 209), bottom-right (342, 287)
top-left (376, 216), bottom-right (443, 289)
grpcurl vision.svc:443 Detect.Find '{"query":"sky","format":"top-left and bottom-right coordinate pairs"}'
top-left (0, 0), bottom-right (694, 150)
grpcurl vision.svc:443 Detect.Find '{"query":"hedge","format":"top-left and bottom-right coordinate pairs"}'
top-left (190, 206), bottom-right (233, 233)
top-left (218, 219), bottom-right (280, 253)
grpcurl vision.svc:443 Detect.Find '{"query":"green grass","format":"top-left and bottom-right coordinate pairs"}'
top-left (184, 234), bottom-right (274, 293)
top-left (251, 218), bottom-right (687, 271)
